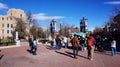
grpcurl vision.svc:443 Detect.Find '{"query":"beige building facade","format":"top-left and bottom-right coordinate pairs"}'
top-left (0, 8), bottom-right (26, 39)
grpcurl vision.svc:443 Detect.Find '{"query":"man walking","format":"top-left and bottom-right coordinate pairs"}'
top-left (111, 38), bottom-right (117, 56)
top-left (70, 35), bottom-right (80, 59)
top-left (87, 34), bottom-right (95, 60)
top-left (63, 36), bottom-right (68, 48)
top-left (28, 37), bottom-right (33, 53)
top-left (33, 38), bottom-right (38, 55)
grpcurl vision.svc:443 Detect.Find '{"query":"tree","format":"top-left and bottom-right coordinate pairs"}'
top-left (114, 13), bottom-right (120, 31)
top-left (93, 27), bottom-right (103, 34)
top-left (27, 10), bottom-right (33, 25)
top-left (30, 26), bottom-right (45, 39)
top-left (12, 18), bottom-right (27, 39)
top-left (30, 26), bottom-right (38, 38)
top-left (59, 23), bottom-right (74, 36)
top-left (103, 7), bottom-right (120, 40)
top-left (38, 28), bottom-right (46, 38)
top-left (27, 10), bottom-right (34, 37)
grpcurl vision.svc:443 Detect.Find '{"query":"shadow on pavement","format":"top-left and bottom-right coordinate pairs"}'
top-left (65, 51), bottom-right (88, 59)
top-left (46, 45), bottom-right (61, 50)
top-left (116, 52), bottom-right (120, 55)
top-left (0, 50), bottom-right (4, 60)
top-left (94, 51), bottom-right (111, 56)
top-left (0, 55), bottom-right (4, 60)
top-left (55, 51), bottom-right (74, 58)
top-left (26, 49), bottom-right (33, 54)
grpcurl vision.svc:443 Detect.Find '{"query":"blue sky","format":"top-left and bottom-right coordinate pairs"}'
top-left (0, 0), bottom-right (120, 31)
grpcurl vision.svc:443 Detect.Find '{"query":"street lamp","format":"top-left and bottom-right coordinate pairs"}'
top-left (50, 19), bottom-right (56, 47)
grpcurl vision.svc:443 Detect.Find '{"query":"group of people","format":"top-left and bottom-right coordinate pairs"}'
top-left (53, 33), bottom-right (117, 60)
top-left (50, 34), bottom-right (95, 60)
top-left (28, 33), bottom-right (117, 60)
top-left (70, 34), bottom-right (95, 60)
top-left (55, 35), bottom-right (68, 49)
top-left (28, 38), bottom-right (38, 55)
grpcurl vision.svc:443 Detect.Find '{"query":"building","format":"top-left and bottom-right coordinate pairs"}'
top-left (104, 23), bottom-right (117, 33)
top-left (80, 17), bottom-right (88, 33)
top-left (0, 8), bottom-right (26, 39)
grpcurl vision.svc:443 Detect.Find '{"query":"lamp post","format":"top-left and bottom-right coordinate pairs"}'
top-left (50, 19), bottom-right (56, 47)
top-left (80, 17), bottom-right (88, 33)
top-left (60, 23), bottom-right (62, 35)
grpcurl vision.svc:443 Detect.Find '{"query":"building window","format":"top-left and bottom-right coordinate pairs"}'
top-left (2, 30), bottom-right (4, 34)
top-left (7, 30), bottom-right (9, 34)
top-left (2, 24), bottom-right (4, 28)
top-left (11, 24), bottom-right (13, 28)
top-left (7, 24), bottom-right (9, 28)
top-left (2, 36), bottom-right (4, 39)
top-left (7, 17), bottom-right (8, 20)
top-left (11, 13), bottom-right (12, 16)
top-left (20, 14), bottom-right (22, 18)
top-left (11, 30), bottom-right (12, 34)
top-left (2, 17), bottom-right (4, 20)
top-left (10, 18), bottom-right (12, 20)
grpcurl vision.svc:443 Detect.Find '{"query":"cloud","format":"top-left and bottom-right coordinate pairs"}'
top-left (104, 1), bottom-right (120, 4)
top-left (33, 13), bottom-right (65, 20)
top-left (0, 2), bottom-right (8, 10)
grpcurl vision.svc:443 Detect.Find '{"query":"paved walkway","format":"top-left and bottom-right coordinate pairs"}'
top-left (0, 44), bottom-right (120, 67)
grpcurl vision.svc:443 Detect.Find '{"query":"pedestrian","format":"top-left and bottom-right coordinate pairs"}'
top-left (96, 35), bottom-right (101, 51)
top-left (111, 38), bottom-right (117, 56)
top-left (80, 37), bottom-right (85, 51)
top-left (84, 37), bottom-right (88, 51)
top-left (63, 36), bottom-right (68, 48)
top-left (28, 37), bottom-right (33, 53)
top-left (87, 34), bottom-right (95, 60)
top-left (50, 39), bottom-right (54, 48)
top-left (70, 34), bottom-right (80, 59)
top-left (55, 34), bottom-right (62, 49)
top-left (33, 38), bottom-right (38, 55)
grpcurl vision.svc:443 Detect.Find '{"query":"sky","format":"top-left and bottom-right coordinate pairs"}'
top-left (0, 0), bottom-right (120, 31)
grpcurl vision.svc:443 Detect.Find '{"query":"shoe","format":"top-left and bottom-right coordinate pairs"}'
top-left (74, 57), bottom-right (78, 59)
top-left (33, 53), bottom-right (37, 55)
top-left (90, 59), bottom-right (93, 61)
top-left (88, 57), bottom-right (90, 59)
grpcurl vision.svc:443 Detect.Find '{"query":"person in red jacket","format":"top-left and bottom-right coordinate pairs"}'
top-left (87, 34), bottom-right (95, 60)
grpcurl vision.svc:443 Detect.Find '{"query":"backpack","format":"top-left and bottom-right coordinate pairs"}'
top-left (33, 40), bottom-right (38, 47)
top-left (94, 39), bottom-right (96, 45)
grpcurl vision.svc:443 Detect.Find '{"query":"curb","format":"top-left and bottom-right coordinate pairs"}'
top-left (0, 45), bottom-right (20, 49)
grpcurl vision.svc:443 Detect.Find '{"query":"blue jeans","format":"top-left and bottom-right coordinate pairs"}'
top-left (33, 46), bottom-right (37, 55)
top-left (56, 43), bottom-right (62, 49)
top-left (73, 46), bottom-right (79, 58)
top-left (111, 47), bottom-right (116, 56)
top-left (81, 44), bottom-right (85, 51)
top-left (64, 42), bottom-right (68, 48)
top-left (58, 43), bottom-right (62, 49)
top-left (51, 41), bottom-right (54, 48)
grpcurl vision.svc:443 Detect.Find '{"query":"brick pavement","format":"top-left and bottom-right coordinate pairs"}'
top-left (0, 44), bottom-right (120, 67)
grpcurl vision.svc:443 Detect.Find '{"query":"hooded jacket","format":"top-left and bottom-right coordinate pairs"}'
top-left (88, 36), bottom-right (95, 46)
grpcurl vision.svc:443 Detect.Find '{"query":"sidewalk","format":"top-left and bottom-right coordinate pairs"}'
top-left (0, 44), bottom-right (120, 67)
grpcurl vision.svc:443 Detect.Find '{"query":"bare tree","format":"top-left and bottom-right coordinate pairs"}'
top-left (12, 18), bottom-right (27, 39)
top-left (93, 27), bottom-right (103, 35)
top-left (27, 10), bottom-right (34, 37)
